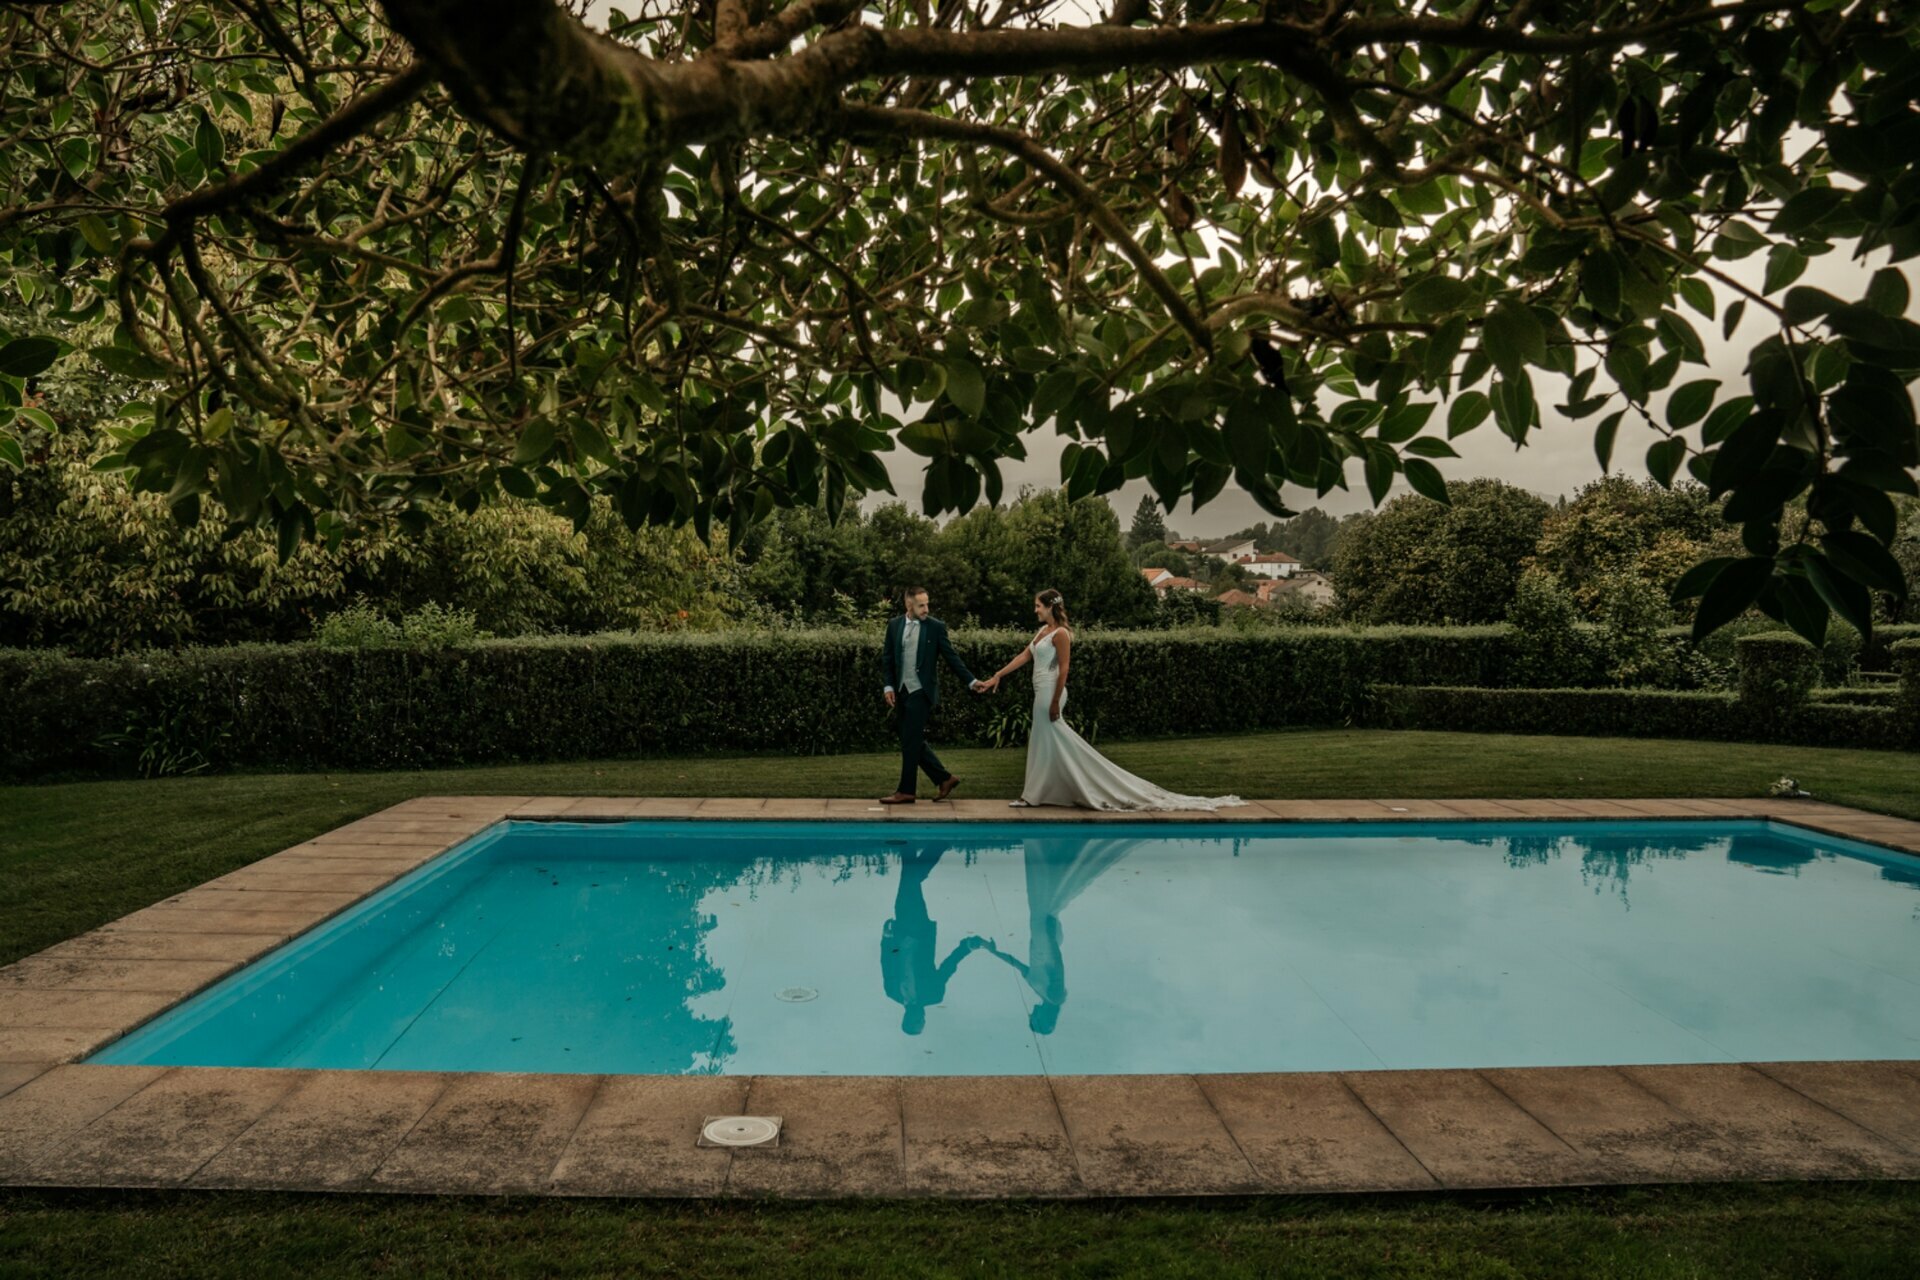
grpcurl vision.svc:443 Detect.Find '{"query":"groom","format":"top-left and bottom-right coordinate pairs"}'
top-left (880, 586), bottom-right (987, 805)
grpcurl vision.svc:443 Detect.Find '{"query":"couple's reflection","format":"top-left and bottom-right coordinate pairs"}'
top-left (880, 841), bottom-right (985, 1034)
top-left (881, 835), bottom-right (1141, 1038)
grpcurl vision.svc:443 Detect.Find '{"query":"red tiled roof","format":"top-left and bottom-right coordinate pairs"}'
top-left (1215, 589), bottom-right (1259, 607)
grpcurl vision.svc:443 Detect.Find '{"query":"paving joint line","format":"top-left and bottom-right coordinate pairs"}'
top-left (1335, 1074), bottom-right (1441, 1189)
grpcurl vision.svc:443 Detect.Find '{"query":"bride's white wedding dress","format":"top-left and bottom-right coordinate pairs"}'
top-left (1014, 630), bottom-right (1246, 812)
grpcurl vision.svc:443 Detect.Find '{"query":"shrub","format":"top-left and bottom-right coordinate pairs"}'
top-left (0, 624), bottom-right (1526, 778)
top-left (1368, 685), bottom-right (1914, 751)
top-left (1155, 593), bottom-right (1222, 628)
top-left (1590, 570), bottom-right (1675, 686)
top-left (398, 602), bottom-right (486, 648)
top-left (1735, 632), bottom-right (1820, 710)
top-left (1895, 638), bottom-right (1920, 719)
top-left (313, 600), bottom-right (403, 649)
top-left (1863, 624), bottom-right (1920, 673)
top-left (314, 600), bottom-right (485, 649)
top-left (1505, 568), bottom-right (1601, 687)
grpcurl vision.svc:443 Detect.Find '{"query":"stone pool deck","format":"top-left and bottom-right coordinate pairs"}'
top-left (1, 795), bottom-right (1918, 1198)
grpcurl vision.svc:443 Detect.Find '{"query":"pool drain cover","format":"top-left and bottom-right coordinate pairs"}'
top-left (776, 986), bottom-right (818, 1003)
top-left (700, 1115), bottom-right (782, 1148)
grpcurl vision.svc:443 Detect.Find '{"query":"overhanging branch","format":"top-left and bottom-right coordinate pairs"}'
top-left (839, 103), bottom-right (1212, 355)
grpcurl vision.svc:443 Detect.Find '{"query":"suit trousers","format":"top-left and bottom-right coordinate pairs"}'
top-left (896, 688), bottom-right (951, 796)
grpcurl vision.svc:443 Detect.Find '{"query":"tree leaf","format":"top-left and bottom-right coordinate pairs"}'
top-left (1783, 286), bottom-right (1845, 325)
top-left (512, 418), bottom-right (557, 464)
top-left (0, 337), bottom-right (60, 378)
top-left (1646, 436), bottom-right (1689, 488)
top-left (1691, 556), bottom-right (1774, 639)
top-left (944, 357), bottom-right (986, 417)
top-left (90, 346), bottom-right (171, 379)
top-left (1820, 529), bottom-right (1908, 598)
top-left (1770, 186), bottom-right (1847, 235)
top-left (1762, 244), bottom-right (1807, 295)
top-left (1804, 552), bottom-right (1875, 636)
top-left (1362, 443), bottom-right (1397, 504)
top-left (1401, 276), bottom-right (1473, 319)
top-left (1665, 378), bottom-right (1720, 429)
top-left (1402, 457), bottom-right (1449, 504)
top-left (1594, 409), bottom-right (1624, 473)
top-left (1446, 391), bottom-right (1491, 437)
top-left (1866, 268), bottom-right (1909, 318)
top-left (1222, 397), bottom-right (1271, 474)
top-left (1483, 302), bottom-right (1546, 378)
top-left (1670, 555), bottom-right (1736, 602)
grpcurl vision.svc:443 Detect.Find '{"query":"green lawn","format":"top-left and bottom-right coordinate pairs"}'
top-left (3, 1184), bottom-right (1919, 1278)
top-left (5, 728), bottom-right (1919, 1276)
top-left (5, 727), bottom-right (1919, 970)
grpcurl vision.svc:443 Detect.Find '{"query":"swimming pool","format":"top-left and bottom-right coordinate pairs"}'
top-left (89, 819), bottom-right (1920, 1076)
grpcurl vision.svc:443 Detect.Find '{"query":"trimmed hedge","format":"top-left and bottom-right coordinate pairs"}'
top-left (0, 625), bottom-right (1525, 779)
top-left (1366, 685), bottom-right (1917, 751)
top-left (1896, 638), bottom-right (1920, 719)
top-left (1864, 624), bottom-right (1920, 673)
top-left (1811, 686), bottom-right (1901, 707)
top-left (1734, 631), bottom-right (1820, 710)
top-left (1659, 619), bottom-right (1868, 687)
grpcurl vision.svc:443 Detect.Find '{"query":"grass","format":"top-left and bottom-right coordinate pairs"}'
top-left (3, 1184), bottom-right (1920, 1278)
top-left (4, 727), bottom-right (1919, 1276)
top-left (5, 726), bottom-right (1919, 969)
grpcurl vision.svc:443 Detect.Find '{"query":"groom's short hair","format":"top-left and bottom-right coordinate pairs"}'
top-left (901, 585), bottom-right (927, 605)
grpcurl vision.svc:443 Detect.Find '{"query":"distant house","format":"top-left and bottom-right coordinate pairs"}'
top-left (1201, 537), bottom-right (1258, 563)
top-left (1260, 570), bottom-right (1335, 608)
top-left (1140, 568), bottom-right (1210, 598)
top-left (1239, 550), bottom-right (1301, 580)
top-left (1214, 588), bottom-right (1260, 609)
top-left (1165, 539), bottom-right (1206, 554)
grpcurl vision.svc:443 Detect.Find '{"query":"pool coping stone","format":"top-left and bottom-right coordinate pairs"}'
top-left (2, 794), bottom-right (1918, 1199)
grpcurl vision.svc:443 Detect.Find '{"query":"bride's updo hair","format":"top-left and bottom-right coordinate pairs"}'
top-left (1036, 588), bottom-right (1068, 625)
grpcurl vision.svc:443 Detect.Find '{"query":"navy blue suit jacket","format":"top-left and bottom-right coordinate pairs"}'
top-left (882, 615), bottom-right (977, 707)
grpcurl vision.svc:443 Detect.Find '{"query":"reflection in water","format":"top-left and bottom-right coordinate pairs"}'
top-left (880, 839), bottom-right (987, 1034)
top-left (1726, 832), bottom-right (1817, 875)
top-left (1484, 829), bottom-right (1729, 907)
top-left (982, 837), bottom-right (1144, 1035)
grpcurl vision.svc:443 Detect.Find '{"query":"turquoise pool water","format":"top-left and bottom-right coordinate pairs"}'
top-left (89, 819), bottom-right (1920, 1076)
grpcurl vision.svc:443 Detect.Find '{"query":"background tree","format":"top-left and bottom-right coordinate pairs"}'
top-left (1271, 507), bottom-right (1354, 570)
top-left (1333, 477), bottom-right (1549, 623)
top-left (1127, 493), bottom-right (1168, 549)
top-left (1131, 541), bottom-right (1196, 577)
top-left (0, 0), bottom-right (1914, 647)
top-left (1527, 476), bottom-right (1746, 622)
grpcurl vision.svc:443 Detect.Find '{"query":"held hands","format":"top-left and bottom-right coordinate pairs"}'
top-left (970, 675), bottom-right (1001, 694)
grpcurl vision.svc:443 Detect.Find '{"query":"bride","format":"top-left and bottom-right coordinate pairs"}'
top-left (977, 589), bottom-right (1246, 812)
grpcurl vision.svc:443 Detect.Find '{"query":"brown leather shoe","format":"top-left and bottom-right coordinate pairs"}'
top-left (880, 791), bottom-right (917, 805)
top-left (934, 776), bottom-right (961, 802)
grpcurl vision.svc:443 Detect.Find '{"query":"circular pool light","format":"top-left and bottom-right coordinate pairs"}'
top-left (702, 1116), bottom-right (780, 1147)
top-left (776, 986), bottom-right (819, 1003)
